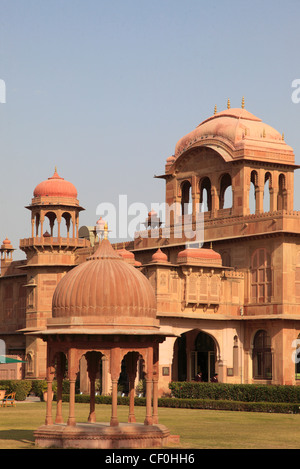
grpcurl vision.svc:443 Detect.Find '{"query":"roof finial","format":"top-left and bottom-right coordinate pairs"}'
top-left (282, 132), bottom-right (285, 141)
top-left (214, 104), bottom-right (217, 115)
top-left (104, 222), bottom-right (108, 240)
top-left (241, 96), bottom-right (245, 109)
top-left (55, 166), bottom-right (57, 173)
top-left (227, 98), bottom-right (230, 109)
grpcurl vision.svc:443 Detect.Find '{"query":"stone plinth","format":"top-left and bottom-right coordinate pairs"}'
top-left (34, 422), bottom-right (178, 449)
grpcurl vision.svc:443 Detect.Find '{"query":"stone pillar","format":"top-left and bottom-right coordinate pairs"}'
top-left (110, 347), bottom-right (121, 427)
top-left (144, 347), bottom-right (153, 426)
top-left (67, 348), bottom-right (77, 427)
top-left (45, 344), bottom-right (55, 426)
top-left (152, 344), bottom-right (159, 424)
top-left (55, 353), bottom-right (66, 424)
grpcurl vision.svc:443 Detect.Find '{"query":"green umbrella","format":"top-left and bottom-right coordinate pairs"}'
top-left (0, 355), bottom-right (27, 364)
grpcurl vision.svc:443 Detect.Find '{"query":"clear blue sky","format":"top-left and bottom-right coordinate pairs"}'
top-left (0, 0), bottom-right (300, 258)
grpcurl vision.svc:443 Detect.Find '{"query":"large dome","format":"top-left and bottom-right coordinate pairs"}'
top-left (174, 107), bottom-right (294, 163)
top-left (33, 168), bottom-right (78, 199)
top-left (50, 237), bottom-right (158, 331)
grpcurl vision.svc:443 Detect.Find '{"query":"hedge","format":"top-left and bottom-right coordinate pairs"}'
top-left (58, 394), bottom-right (300, 414)
top-left (168, 382), bottom-right (300, 403)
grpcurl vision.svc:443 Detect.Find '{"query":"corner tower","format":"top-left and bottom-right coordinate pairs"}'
top-left (20, 169), bottom-right (90, 379)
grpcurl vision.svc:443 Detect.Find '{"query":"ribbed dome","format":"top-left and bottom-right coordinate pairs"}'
top-left (52, 238), bottom-right (158, 330)
top-left (174, 107), bottom-right (294, 163)
top-left (33, 169), bottom-right (78, 199)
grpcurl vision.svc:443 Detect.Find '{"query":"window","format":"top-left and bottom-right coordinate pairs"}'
top-left (219, 173), bottom-right (232, 209)
top-left (263, 172), bottom-right (272, 212)
top-left (251, 248), bottom-right (272, 303)
top-left (181, 181), bottom-right (192, 215)
top-left (277, 173), bottom-right (287, 210)
top-left (250, 170), bottom-right (258, 214)
top-left (253, 330), bottom-right (272, 379)
top-left (199, 177), bottom-right (212, 212)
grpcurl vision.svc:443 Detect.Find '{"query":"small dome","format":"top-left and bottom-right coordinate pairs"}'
top-left (51, 238), bottom-right (158, 331)
top-left (1, 238), bottom-right (13, 249)
top-left (151, 248), bottom-right (168, 263)
top-left (33, 168), bottom-right (78, 199)
top-left (177, 247), bottom-right (222, 266)
top-left (117, 247), bottom-right (136, 265)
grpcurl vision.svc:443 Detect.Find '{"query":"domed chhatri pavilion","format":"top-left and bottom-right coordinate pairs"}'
top-left (33, 225), bottom-right (176, 449)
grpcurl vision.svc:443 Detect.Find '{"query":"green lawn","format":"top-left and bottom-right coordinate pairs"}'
top-left (0, 402), bottom-right (300, 449)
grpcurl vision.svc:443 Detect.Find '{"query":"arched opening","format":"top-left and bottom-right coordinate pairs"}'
top-left (263, 172), bottom-right (272, 212)
top-left (61, 212), bottom-right (72, 238)
top-left (192, 331), bottom-right (217, 382)
top-left (35, 213), bottom-right (40, 236)
top-left (181, 180), bottom-right (192, 216)
top-left (44, 212), bottom-right (57, 237)
top-left (278, 173), bottom-right (287, 210)
top-left (199, 177), bottom-right (212, 212)
top-left (219, 173), bottom-right (232, 209)
top-left (220, 250), bottom-right (231, 267)
top-left (252, 330), bottom-right (272, 380)
top-left (250, 170), bottom-right (258, 214)
top-left (174, 330), bottom-right (217, 382)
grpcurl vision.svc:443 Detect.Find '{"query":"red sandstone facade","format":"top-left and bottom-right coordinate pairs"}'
top-left (1, 102), bottom-right (300, 394)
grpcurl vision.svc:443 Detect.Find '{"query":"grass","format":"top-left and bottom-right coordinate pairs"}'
top-left (0, 402), bottom-right (300, 449)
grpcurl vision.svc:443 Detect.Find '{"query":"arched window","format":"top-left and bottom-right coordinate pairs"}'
top-left (263, 172), bottom-right (272, 212)
top-left (251, 248), bottom-right (272, 303)
top-left (221, 251), bottom-right (231, 267)
top-left (278, 173), bottom-right (287, 210)
top-left (61, 212), bottom-right (73, 238)
top-left (253, 330), bottom-right (272, 379)
top-left (44, 211), bottom-right (57, 237)
top-left (250, 170), bottom-right (258, 214)
top-left (219, 173), bottom-right (232, 209)
top-left (181, 181), bottom-right (192, 215)
top-left (199, 177), bottom-right (212, 212)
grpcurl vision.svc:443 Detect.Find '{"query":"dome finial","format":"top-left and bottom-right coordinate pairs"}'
top-left (241, 96), bottom-right (245, 109)
top-left (282, 132), bottom-right (285, 141)
top-left (214, 104), bottom-right (217, 115)
top-left (227, 98), bottom-right (230, 109)
top-left (104, 222), bottom-right (108, 240)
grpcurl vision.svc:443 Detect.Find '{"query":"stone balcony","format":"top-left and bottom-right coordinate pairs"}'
top-left (20, 236), bottom-right (90, 250)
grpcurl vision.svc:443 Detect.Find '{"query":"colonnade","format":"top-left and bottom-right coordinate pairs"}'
top-left (44, 340), bottom-right (160, 428)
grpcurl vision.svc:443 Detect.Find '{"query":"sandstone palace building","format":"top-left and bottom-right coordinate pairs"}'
top-left (1, 102), bottom-right (300, 395)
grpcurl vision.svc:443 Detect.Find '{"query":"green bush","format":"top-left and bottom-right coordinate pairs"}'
top-left (0, 380), bottom-right (33, 401)
top-left (168, 382), bottom-right (300, 403)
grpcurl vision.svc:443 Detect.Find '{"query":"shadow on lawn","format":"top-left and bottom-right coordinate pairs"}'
top-left (0, 429), bottom-right (35, 447)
